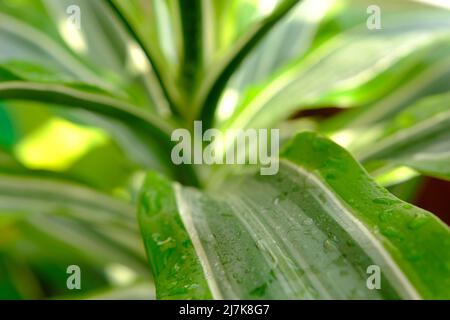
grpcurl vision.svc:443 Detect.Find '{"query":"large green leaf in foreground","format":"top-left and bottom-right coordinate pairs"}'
top-left (138, 132), bottom-right (450, 299)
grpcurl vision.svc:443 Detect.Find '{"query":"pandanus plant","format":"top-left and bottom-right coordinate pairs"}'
top-left (0, 0), bottom-right (449, 299)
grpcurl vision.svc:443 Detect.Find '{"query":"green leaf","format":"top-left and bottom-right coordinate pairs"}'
top-left (0, 10), bottom-right (110, 89)
top-left (139, 132), bottom-right (450, 299)
top-left (0, 216), bottom-right (148, 299)
top-left (319, 48), bottom-right (450, 183)
top-left (177, 0), bottom-right (203, 96)
top-left (0, 0), bottom-right (165, 111)
top-left (0, 173), bottom-right (136, 230)
top-left (195, 0), bottom-right (302, 126)
top-left (221, 8), bottom-right (450, 132)
top-left (0, 78), bottom-right (200, 186)
top-left (321, 48), bottom-right (450, 136)
top-left (138, 172), bottom-right (212, 300)
top-left (105, 0), bottom-right (181, 115)
top-left (65, 109), bottom-right (176, 179)
top-left (0, 174), bottom-right (148, 272)
top-left (214, 0), bottom-right (335, 126)
top-left (0, 80), bottom-right (174, 143)
top-left (43, 0), bottom-right (128, 77)
top-left (1, 99), bottom-right (144, 195)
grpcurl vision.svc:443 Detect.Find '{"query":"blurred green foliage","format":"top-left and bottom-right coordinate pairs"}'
top-left (0, 0), bottom-right (449, 299)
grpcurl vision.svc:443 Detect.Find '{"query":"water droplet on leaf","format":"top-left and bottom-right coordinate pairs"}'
top-left (373, 197), bottom-right (398, 205)
top-left (323, 239), bottom-right (335, 252)
top-left (408, 214), bottom-right (429, 230)
top-left (303, 218), bottom-right (314, 226)
top-left (379, 209), bottom-right (394, 222)
top-left (273, 197), bottom-right (280, 205)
